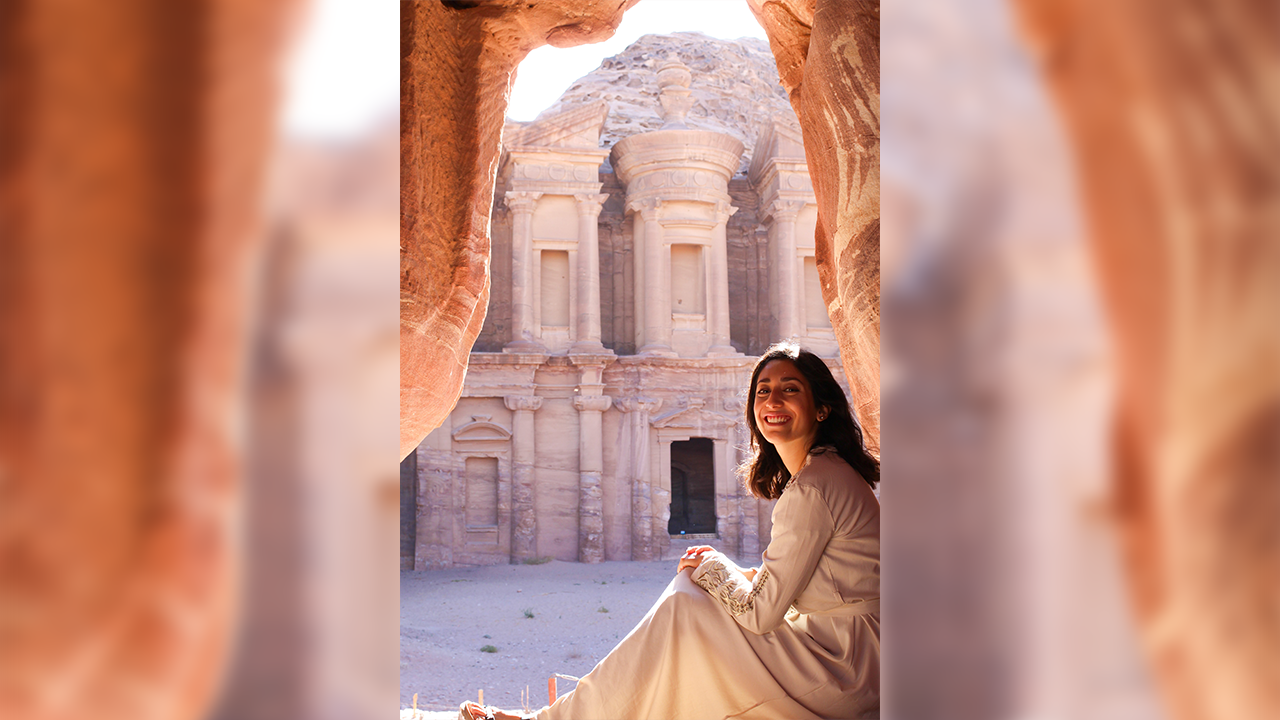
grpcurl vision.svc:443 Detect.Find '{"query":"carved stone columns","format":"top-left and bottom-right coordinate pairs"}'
top-left (767, 199), bottom-right (805, 339)
top-left (503, 394), bottom-right (543, 562)
top-left (572, 193), bottom-right (609, 352)
top-left (632, 198), bottom-right (675, 355)
top-left (572, 393), bottom-right (613, 563)
top-left (504, 191), bottom-right (544, 351)
top-left (615, 396), bottom-right (663, 560)
top-left (708, 201), bottom-right (738, 355)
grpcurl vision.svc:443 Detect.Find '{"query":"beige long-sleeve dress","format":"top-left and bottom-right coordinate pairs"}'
top-left (540, 448), bottom-right (880, 720)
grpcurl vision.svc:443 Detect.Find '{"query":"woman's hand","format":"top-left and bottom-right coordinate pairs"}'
top-left (676, 545), bottom-right (715, 574)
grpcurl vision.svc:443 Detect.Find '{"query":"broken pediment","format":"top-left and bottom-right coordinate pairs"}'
top-left (651, 401), bottom-right (738, 434)
top-left (451, 415), bottom-right (512, 443)
top-left (510, 100), bottom-right (609, 150)
top-left (748, 115), bottom-right (807, 183)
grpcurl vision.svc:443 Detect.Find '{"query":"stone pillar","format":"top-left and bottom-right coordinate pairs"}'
top-left (503, 394), bottom-right (542, 562)
top-left (633, 198), bottom-right (675, 355)
top-left (572, 193), bottom-right (609, 352)
top-left (654, 440), bottom-right (673, 559)
top-left (708, 438), bottom-right (729, 554)
top-left (632, 211), bottom-right (646, 349)
top-left (504, 191), bottom-right (543, 351)
top-left (615, 396), bottom-right (662, 560)
top-left (573, 394), bottom-right (613, 563)
top-left (768, 199), bottom-right (804, 340)
top-left (709, 200), bottom-right (738, 355)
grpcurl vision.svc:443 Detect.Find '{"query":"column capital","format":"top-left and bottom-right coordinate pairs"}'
top-left (722, 396), bottom-right (746, 415)
top-left (503, 395), bottom-right (543, 412)
top-left (504, 190), bottom-right (543, 213)
top-left (573, 192), bottom-right (609, 217)
top-left (627, 196), bottom-right (663, 220)
top-left (614, 396), bottom-right (663, 414)
top-left (714, 201), bottom-right (739, 224)
top-left (572, 395), bottom-right (614, 413)
top-left (765, 198), bottom-right (805, 223)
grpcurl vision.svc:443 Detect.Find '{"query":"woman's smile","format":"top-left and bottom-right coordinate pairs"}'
top-left (753, 359), bottom-right (822, 455)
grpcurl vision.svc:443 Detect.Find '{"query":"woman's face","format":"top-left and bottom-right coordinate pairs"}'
top-left (753, 359), bottom-right (824, 452)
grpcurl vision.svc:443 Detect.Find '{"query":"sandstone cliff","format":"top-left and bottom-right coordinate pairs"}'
top-left (516, 32), bottom-right (794, 174)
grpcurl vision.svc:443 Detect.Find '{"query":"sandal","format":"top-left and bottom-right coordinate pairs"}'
top-left (458, 701), bottom-right (497, 720)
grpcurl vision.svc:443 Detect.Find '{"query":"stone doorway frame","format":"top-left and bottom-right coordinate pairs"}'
top-left (651, 400), bottom-right (739, 559)
top-left (449, 416), bottom-right (515, 565)
top-left (666, 437), bottom-right (717, 536)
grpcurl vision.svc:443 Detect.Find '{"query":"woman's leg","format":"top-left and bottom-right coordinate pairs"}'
top-left (538, 571), bottom-right (803, 720)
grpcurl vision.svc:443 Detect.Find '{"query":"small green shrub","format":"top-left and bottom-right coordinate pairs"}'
top-left (480, 645), bottom-right (498, 653)
top-left (522, 608), bottom-right (535, 619)
top-left (597, 606), bottom-right (609, 613)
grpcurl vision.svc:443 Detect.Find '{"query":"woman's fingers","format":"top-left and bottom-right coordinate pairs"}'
top-left (677, 545), bottom-right (716, 574)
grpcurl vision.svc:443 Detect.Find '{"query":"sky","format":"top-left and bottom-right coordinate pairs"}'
top-left (281, 0), bottom-right (769, 139)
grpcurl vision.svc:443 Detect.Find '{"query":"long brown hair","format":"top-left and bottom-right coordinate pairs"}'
top-left (740, 342), bottom-right (879, 499)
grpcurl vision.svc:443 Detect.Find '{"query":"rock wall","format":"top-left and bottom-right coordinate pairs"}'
top-left (529, 32), bottom-right (792, 175)
top-left (748, 0), bottom-right (882, 455)
top-left (1014, 2), bottom-right (1280, 718)
top-left (0, 2), bottom-right (293, 719)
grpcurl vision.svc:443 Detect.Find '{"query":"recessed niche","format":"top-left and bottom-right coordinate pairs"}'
top-left (670, 244), bottom-right (705, 315)
top-left (464, 456), bottom-right (499, 527)
top-left (804, 256), bottom-right (831, 329)
top-left (540, 249), bottom-right (570, 327)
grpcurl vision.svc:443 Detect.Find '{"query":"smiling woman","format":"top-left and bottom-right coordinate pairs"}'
top-left (461, 341), bottom-right (881, 720)
top-left (743, 341), bottom-right (880, 499)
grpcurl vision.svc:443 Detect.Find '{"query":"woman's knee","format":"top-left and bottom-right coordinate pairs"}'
top-left (663, 573), bottom-right (718, 615)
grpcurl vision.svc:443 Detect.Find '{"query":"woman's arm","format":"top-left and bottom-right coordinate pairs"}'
top-left (677, 546), bottom-right (757, 581)
top-left (691, 480), bottom-right (834, 634)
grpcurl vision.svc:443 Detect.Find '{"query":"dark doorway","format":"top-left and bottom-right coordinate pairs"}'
top-left (668, 438), bottom-right (716, 535)
top-left (400, 452), bottom-right (417, 570)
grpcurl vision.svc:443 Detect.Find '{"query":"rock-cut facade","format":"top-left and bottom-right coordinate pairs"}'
top-left (402, 34), bottom-right (851, 570)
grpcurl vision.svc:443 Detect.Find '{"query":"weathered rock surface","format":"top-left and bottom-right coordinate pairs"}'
top-left (1015, 2), bottom-right (1280, 718)
top-left (0, 2), bottom-right (291, 719)
top-left (524, 32), bottom-right (792, 175)
top-left (748, 0), bottom-right (881, 454)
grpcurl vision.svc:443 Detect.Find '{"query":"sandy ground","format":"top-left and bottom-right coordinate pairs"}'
top-left (400, 559), bottom-right (699, 717)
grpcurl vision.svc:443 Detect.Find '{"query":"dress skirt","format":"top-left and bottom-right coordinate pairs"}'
top-left (541, 449), bottom-right (880, 720)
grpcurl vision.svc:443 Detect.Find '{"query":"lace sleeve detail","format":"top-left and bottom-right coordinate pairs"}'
top-left (692, 555), bottom-right (770, 617)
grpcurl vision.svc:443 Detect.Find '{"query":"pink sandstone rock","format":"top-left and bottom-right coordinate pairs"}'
top-left (0, 2), bottom-right (293, 718)
top-left (1014, 2), bottom-right (1280, 718)
top-left (747, 0), bottom-right (881, 456)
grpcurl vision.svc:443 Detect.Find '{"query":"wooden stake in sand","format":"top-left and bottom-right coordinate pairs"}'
top-left (412, 693), bottom-right (418, 715)
top-left (479, 689), bottom-right (484, 706)
top-left (548, 676), bottom-right (557, 706)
